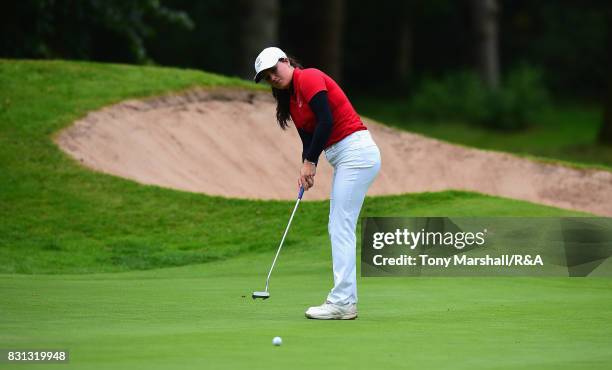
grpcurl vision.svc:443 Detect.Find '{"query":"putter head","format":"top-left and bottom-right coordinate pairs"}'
top-left (252, 291), bottom-right (270, 300)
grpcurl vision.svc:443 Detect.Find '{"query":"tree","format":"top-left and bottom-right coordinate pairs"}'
top-left (470, 0), bottom-right (500, 90)
top-left (395, 3), bottom-right (414, 84)
top-left (598, 5), bottom-right (612, 145)
top-left (601, 81), bottom-right (612, 145)
top-left (237, 0), bottom-right (279, 80)
top-left (317, 0), bottom-right (345, 82)
top-left (300, 0), bottom-right (345, 82)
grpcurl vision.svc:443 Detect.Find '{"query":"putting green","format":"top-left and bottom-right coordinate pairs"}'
top-left (2, 246), bottom-right (611, 369)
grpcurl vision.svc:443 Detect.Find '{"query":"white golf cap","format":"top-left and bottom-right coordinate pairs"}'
top-left (253, 47), bottom-right (287, 83)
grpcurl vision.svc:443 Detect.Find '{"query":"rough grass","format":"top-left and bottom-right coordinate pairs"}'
top-left (353, 95), bottom-right (612, 172)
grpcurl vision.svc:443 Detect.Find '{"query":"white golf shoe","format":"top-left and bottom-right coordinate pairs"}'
top-left (305, 301), bottom-right (358, 320)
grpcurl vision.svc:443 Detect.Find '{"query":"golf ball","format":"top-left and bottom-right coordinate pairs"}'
top-left (272, 336), bottom-right (282, 346)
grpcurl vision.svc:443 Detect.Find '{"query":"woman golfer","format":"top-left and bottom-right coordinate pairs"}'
top-left (254, 47), bottom-right (381, 320)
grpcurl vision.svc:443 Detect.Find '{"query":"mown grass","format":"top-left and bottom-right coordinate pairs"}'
top-left (353, 95), bottom-right (612, 171)
top-left (1, 60), bottom-right (609, 370)
top-left (2, 248), bottom-right (611, 370)
top-left (0, 60), bottom-right (590, 275)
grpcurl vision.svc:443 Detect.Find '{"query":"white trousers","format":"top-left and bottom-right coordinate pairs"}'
top-left (323, 130), bottom-right (381, 305)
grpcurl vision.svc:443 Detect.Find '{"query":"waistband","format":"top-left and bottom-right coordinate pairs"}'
top-left (324, 130), bottom-right (372, 155)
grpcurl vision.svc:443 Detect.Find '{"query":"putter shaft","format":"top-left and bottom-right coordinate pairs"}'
top-left (255, 186), bottom-right (304, 297)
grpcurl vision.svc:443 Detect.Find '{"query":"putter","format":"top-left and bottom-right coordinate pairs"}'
top-left (252, 186), bottom-right (305, 300)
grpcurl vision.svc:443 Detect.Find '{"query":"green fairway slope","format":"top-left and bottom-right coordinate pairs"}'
top-left (0, 60), bottom-right (588, 274)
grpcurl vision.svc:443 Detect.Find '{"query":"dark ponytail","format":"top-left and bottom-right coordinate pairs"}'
top-left (272, 56), bottom-right (302, 130)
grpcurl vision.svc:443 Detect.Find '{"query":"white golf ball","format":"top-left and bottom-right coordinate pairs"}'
top-left (272, 336), bottom-right (282, 346)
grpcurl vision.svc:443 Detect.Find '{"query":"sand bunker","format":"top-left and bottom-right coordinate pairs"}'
top-left (56, 88), bottom-right (612, 216)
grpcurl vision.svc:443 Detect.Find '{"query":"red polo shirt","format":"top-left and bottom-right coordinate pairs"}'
top-left (290, 68), bottom-right (367, 148)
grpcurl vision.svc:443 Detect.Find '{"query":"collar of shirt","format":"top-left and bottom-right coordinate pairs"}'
top-left (291, 68), bottom-right (304, 107)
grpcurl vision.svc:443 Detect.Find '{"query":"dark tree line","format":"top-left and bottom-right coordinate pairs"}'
top-left (2, 0), bottom-right (611, 144)
top-left (2, 1), bottom-right (606, 95)
top-left (0, 0), bottom-right (193, 63)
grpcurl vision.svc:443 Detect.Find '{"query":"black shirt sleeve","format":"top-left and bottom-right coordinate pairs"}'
top-left (302, 91), bottom-right (333, 165)
top-left (297, 128), bottom-right (314, 164)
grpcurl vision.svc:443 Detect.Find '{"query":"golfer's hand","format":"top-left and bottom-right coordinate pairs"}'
top-left (298, 161), bottom-right (316, 191)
